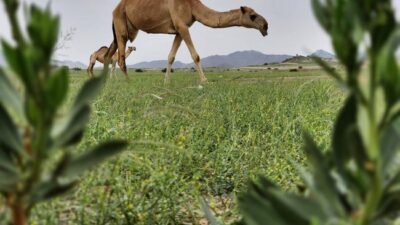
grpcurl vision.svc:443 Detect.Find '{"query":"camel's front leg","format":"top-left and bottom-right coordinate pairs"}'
top-left (175, 24), bottom-right (207, 83)
top-left (165, 34), bottom-right (183, 83)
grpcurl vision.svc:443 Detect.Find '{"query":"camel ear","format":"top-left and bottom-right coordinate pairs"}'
top-left (240, 6), bottom-right (246, 14)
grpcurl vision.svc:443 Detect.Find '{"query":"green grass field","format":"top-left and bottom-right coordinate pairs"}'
top-left (27, 68), bottom-right (344, 224)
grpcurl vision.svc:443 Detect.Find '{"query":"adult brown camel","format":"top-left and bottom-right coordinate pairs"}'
top-left (87, 46), bottom-right (136, 77)
top-left (105, 0), bottom-right (268, 83)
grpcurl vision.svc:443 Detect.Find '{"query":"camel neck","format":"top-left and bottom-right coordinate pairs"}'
top-left (192, 1), bottom-right (241, 28)
top-left (214, 10), bottom-right (241, 28)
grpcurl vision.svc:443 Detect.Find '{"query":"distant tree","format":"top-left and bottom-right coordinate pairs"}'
top-left (72, 67), bottom-right (82, 71)
top-left (135, 68), bottom-right (144, 73)
top-left (54, 28), bottom-right (76, 57)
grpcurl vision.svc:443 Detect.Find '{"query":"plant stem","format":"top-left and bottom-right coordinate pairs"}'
top-left (7, 195), bottom-right (28, 225)
top-left (11, 203), bottom-right (27, 225)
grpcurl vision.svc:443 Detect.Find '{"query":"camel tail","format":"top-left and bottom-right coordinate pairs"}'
top-left (191, 0), bottom-right (220, 28)
top-left (112, 22), bottom-right (117, 45)
top-left (105, 22), bottom-right (118, 63)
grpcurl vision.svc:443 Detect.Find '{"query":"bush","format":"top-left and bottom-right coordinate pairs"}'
top-left (0, 1), bottom-right (127, 224)
top-left (72, 67), bottom-right (82, 71)
top-left (236, 1), bottom-right (400, 225)
top-left (289, 68), bottom-right (298, 72)
top-left (135, 68), bottom-right (144, 73)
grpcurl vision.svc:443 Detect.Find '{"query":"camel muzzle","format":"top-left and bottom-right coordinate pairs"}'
top-left (260, 24), bottom-right (268, 36)
top-left (261, 29), bottom-right (268, 37)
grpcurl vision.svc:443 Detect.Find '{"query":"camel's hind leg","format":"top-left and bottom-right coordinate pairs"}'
top-left (165, 34), bottom-right (183, 83)
top-left (87, 54), bottom-right (96, 78)
top-left (116, 38), bottom-right (128, 78)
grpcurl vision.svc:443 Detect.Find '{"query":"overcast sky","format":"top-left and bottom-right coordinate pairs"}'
top-left (1, 0), bottom-right (400, 65)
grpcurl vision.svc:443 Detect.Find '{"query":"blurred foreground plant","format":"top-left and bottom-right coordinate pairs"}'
top-left (0, 1), bottom-right (127, 224)
top-left (238, 0), bottom-right (400, 225)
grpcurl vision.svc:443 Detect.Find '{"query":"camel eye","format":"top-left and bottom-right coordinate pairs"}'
top-left (250, 15), bottom-right (257, 21)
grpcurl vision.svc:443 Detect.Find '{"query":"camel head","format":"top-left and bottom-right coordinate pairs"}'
top-left (239, 6), bottom-right (268, 37)
top-left (127, 46), bottom-right (136, 53)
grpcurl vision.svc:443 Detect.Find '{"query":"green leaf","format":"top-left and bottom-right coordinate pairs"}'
top-left (0, 169), bottom-right (19, 192)
top-left (386, 101), bottom-right (400, 123)
top-left (311, 0), bottom-right (331, 32)
top-left (302, 133), bottom-right (345, 217)
top-left (200, 198), bottom-right (222, 225)
top-left (0, 150), bottom-right (17, 175)
top-left (312, 57), bottom-right (344, 83)
top-left (0, 68), bottom-right (24, 119)
top-left (73, 75), bottom-right (104, 110)
top-left (376, 27), bottom-right (400, 104)
top-left (332, 96), bottom-right (360, 171)
top-left (29, 179), bottom-right (76, 205)
top-left (0, 103), bottom-right (23, 155)
top-left (252, 177), bottom-right (327, 224)
top-left (374, 86), bottom-right (387, 126)
top-left (51, 105), bottom-right (90, 148)
top-left (2, 41), bottom-right (32, 88)
top-left (239, 189), bottom-right (287, 225)
top-left (357, 104), bottom-right (374, 158)
top-left (381, 118), bottom-right (400, 172)
top-left (45, 67), bottom-right (69, 113)
top-left (377, 190), bottom-right (400, 219)
top-left (267, 189), bottom-right (327, 223)
top-left (61, 140), bottom-right (128, 179)
top-left (27, 5), bottom-right (60, 61)
top-left (25, 96), bottom-right (41, 127)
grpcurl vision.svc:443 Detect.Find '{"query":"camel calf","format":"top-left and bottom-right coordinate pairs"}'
top-left (87, 46), bottom-right (136, 77)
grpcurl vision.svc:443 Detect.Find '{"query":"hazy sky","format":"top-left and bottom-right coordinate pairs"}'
top-left (1, 0), bottom-right (400, 65)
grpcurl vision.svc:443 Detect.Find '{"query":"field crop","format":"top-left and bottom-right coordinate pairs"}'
top-left (17, 68), bottom-right (344, 224)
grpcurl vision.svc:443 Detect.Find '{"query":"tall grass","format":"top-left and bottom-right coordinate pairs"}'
top-left (27, 71), bottom-right (342, 224)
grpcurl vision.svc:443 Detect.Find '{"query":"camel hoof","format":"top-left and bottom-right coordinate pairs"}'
top-left (200, 79), bottom-right (208, 84)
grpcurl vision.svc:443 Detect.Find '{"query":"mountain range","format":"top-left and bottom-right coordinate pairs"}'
top-left (309, 49), bottom-right (335, 59)
top-left (128, 51), bottom-right (292, 69)
top-left (0, 50), bottom-right (336, 69)
top-left (52, 60), bottom-right (87, 69)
